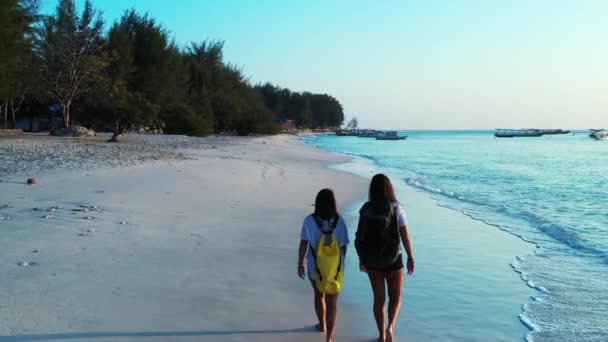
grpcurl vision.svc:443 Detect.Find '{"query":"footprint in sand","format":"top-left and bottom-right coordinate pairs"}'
top-left (190, 233), bottom-right (205, 247)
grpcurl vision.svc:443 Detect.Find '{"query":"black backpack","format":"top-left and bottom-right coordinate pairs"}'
top-left (355, 200), bottom-right (400, 268)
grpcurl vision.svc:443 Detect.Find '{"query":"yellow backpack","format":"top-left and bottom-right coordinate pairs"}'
top-left (310, 216), bottom-right (344, 294)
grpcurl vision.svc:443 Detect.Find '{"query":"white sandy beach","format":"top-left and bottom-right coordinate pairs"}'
top-left (0, 135), bottom-right (367, 342)
top-left (0, 133), bottom-right (536, 342)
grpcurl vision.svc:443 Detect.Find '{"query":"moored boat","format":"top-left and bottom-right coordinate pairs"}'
top-left (357, 129), bottom-right (378, 137)
top-left (589, 129), bottom-right (605, 138)
top-left (335, 129), bottom-right (360, 136)
top-left (539, 129), bottom-right (571, 135)
top-left (495, 129), bottom-right (544, 138)
top-left (589, 129), bottom-right (608, 140)
top-left (376, 131), bottom-right (407, 140)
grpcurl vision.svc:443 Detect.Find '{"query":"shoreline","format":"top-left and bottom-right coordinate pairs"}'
top-left (302, 138), bottom-right (536, 341)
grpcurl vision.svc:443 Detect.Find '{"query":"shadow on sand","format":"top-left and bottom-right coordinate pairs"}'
top-left (0, 326), bottom-right (318, 341)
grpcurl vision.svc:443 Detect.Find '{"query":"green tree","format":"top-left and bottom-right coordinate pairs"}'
top-left (346, 117), bottom-right (358, 129)
top-left (36, 0), bottom-right (107, 128)
top-left (173, 40), bottom-right (225, 136)
top-left (256, 84), bottom-right (345, 129)
top-left (0, 0), bottom-right (39, 128)
top-left (310, 94), bottom-right (343, 128)
top-left (102, 10), bottom-right (186, 141)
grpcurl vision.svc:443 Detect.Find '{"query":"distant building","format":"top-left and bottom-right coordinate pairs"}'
top-left (276, 118), bottom-right (297, 132)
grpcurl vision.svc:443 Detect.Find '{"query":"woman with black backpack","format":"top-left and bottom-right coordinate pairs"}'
top-left (355, 174), bottom-right (415, 342)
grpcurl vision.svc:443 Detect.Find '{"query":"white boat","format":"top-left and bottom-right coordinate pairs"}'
top-left (376, 131), bottom-right (407, 140)
top-left (590, 129), bottom-right (608, 140)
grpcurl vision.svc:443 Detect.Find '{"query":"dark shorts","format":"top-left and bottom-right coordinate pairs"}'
top-left (365, 253), bottom-right (403, 271)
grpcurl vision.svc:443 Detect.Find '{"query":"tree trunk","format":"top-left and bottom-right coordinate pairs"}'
top-left (62, 100), bottom-right (71, 128)
top-left (107, 131), bottom-right (120, 142)
top-left (10, 98), bottom-right (16, 129)
top-left (3, 100), bottom-right (8, 129)
top-left (108, 125), bottom-right (124, 143)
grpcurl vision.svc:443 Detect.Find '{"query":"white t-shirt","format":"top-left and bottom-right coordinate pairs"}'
top-left (300, 215), bottom-right (349, 280)
top-left (395, 203), bottom-right (408, 227)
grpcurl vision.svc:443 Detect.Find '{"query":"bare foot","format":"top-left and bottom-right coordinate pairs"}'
top-left (386, 327), bottom-right (394, 342)
top-left (315, 322), bottom-right (326, 333)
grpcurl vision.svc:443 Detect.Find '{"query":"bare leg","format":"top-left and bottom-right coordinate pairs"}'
top-left (310, 279), bottom-right (326, 332)
top-left (385, 269), bottom-right (404, 342)
top-left (367, 269), bottom-right (387, 342)
top-left (325, 293), bottom-right (339, 342)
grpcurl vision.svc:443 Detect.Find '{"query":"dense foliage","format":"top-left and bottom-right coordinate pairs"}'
top-left (0, 0), bottom-right (345, 139)
top-left (0, 0), bottom-right (38, 129)
top-left (256, 84), bottom-right (344, 129)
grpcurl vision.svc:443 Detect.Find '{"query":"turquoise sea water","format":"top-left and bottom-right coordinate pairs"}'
top-left (302, 131), bottom-right (608, 342)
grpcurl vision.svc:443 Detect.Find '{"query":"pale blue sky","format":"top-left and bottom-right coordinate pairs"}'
top-left (42, 0), bottom-right (607, 129)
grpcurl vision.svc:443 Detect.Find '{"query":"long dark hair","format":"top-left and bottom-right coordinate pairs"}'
top-left (369, 173), bottom-right (398, 202)
top-left (314, 188), bottom-right (338, 220)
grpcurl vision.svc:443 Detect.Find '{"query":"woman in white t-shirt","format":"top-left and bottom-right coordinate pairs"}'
top-left (298, 188), bottom-right (349, 342)
top-left (355, 174), bottom-right (415, 342)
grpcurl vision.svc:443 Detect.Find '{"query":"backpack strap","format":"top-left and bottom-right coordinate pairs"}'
top-left (312, 215), bottom-right (340, 234)
top-left (332, 215), bottom-right (340, 229)
top-left (312, 215), bottom-right (324, 232)
top-left (335, 244), bottom-right (342, 280)
top-left (307, 239), bottom-right (322, 281)
top-left (331, 215), bottom-right (342, 278)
